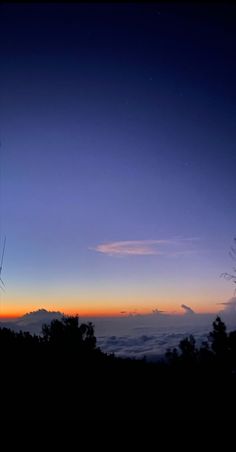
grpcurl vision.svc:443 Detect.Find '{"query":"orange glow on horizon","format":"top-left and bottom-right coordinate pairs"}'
top-left (0, 291), bottom-right (224, 320)
top-left (0, 302), bottom-right (219, 320)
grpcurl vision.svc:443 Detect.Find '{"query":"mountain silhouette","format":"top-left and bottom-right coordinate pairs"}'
top-left (18, 308), bottom-right (63, 325)
top-left (0, 309), bottom-right (64, 335)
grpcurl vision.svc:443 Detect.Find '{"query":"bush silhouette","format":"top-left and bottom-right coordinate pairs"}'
top-left (208, 316), bottom-right (228, 361)
top-left (1, 314), bottom-right (236, 419)
top-left (41, 315), bottom-right (97, 358)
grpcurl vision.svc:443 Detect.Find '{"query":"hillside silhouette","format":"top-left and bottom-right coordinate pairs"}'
top-left (1, 314), bottom-right (236, 419)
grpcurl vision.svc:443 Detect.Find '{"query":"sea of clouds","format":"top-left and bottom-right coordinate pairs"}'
top-left (92, 312), bottom-right (232, 360)
top-left (1, 298), bottom-right (236, 361)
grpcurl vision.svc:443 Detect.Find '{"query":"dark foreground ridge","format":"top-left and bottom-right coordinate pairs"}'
top-left (1, 315), bottom-right (236, 419)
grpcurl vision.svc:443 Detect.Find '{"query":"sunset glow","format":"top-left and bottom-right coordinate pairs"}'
top-left (0, 4), bottom-right (235, 320)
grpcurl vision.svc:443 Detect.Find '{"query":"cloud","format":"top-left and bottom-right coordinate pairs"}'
top-left (91, 238), bottom-right (199, 257)
top-left (152, 309), bottom-right (165, 314)
top-left (181, 304), bottom-right (195, 315)
top-left (87, 312), bottom-right (219, 360)
top-left (120, 310), bottom-right (140, 317)
top-left (92, 240), bottom-right (168, 256)
top-left (97, 330), bottom-right (208, 360)
top-left (218, 297), bottom-right (236, 313)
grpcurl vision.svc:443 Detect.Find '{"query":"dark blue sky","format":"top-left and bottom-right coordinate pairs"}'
top-left (1, 3), bottom-right (236, 316)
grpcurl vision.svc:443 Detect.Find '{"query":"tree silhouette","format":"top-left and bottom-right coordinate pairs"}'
top-left (179, 335), bottom-right (197, 362)
top-left (1, 314), bottom-right (236, 419)
top-left (165, 347), bottom-right (179, 364)
top-left (42, 315), bottom-right (97, 353)
top-left (208, 316), bottom-right (228, 362)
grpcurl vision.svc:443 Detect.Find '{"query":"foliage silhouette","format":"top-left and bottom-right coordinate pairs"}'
top-left (179, 334), bottom-right (196, 361)
top-left (208, 316), bottom-right (228, 358)
top-left (1, 315), bottom-right (236, 419)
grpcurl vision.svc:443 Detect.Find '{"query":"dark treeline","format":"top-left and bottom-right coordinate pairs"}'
top-left (1, 315), bottom-right (236, 419)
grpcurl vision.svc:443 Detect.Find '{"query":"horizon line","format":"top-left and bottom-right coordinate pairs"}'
top-left (0, 307), bottom-right (221, 321)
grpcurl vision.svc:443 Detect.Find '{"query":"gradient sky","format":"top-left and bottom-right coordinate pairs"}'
top-left (0, 3), bottom-right (236, 317)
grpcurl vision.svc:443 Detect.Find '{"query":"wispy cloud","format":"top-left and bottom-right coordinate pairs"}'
top-left (218, 297), bottom-right (236, 313)
top-left (181, 304), bottom-right (195, 315)
top-left (152, 308), bottom-right (165, 314)
top-left (91, 238), bottom-right (199, 257)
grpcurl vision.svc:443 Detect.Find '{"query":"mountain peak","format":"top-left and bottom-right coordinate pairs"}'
top-left (20, 308), bottom-right (63, 320)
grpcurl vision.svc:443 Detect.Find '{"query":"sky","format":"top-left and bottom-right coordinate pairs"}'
top-left (0, 3), bottom-right (236, 317)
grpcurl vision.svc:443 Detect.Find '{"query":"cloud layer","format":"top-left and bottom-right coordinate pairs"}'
top-left (97, 332), bottom-right (207, 360)
top-left (95, 310), bottom-right (236, 359)
top-left (2, 306), bottom-right (236, 361)
top-left (92, 238), bottom-right (199, 257)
